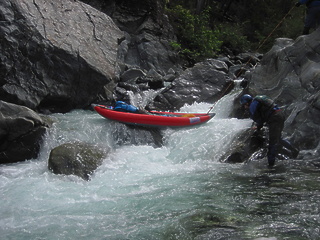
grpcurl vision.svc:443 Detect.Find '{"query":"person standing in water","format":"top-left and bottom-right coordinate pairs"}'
top-left (240, 94), bottom-right (299, 166)
top-left (296, 0), bottom-right (320, 34)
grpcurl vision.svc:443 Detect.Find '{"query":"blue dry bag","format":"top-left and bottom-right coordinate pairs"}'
top-left (114, 101), bottom-right (139, 113)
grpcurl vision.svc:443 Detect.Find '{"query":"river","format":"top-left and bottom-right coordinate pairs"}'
top-left (1, 90), bottom-right (319, 240)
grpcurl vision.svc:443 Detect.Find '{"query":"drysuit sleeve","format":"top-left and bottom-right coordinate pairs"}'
top-left (249, 100), bottom-right (263, 129)
top-left (298, 0), bottom-right (310, 4)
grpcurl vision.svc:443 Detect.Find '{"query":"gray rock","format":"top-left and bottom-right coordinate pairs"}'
top-left (83, 0), bottom-right (180, 73)
top-left (48, 141), bottom-right (108, 180)
top-left (120, 68), bottom-right (146, 83)
top-left (163, 73), bottom-right (176, 82)
top-left (205, 58), bottom-right (229, 73)
top-left (0, 101), bottom-right (47, 164)
top-left (109, 123), bottom-right (164, 148)
top-left (221, 128), bottom-right (264, 163)
top-left (149, 59), bottom-right (232, 111)
top-left (248, 31), bottom-right (320, 150)
top-left (144, 69), bottom-right (164, 89)
top-left (229, 29), bottom-right (320, 162)
top-left (0, 0), bottom-right (123, 112)
top-left (234, 52), bottom-right (263, 66)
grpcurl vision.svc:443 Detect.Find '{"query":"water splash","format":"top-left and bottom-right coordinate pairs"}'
top-left (1, 88), bottom-right (319, 239)
top-left (127, 89), bottom-right (162, 108)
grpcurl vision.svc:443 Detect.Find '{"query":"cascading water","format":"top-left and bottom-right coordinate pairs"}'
top-left (1, 88), bottom-right (320, 240)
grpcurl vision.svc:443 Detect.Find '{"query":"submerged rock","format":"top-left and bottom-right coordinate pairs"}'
top-left (110, 123), bottom-right (164, 148)
top-left (177, 212), bottom-right (242, 239)
top-left (222, 128), bottom-right (266, 163)
top-left (48, 141), bottom-right (108, 180)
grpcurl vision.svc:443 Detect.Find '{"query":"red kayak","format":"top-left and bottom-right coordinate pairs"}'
top-left (93, 105), bottom-right (215, 127)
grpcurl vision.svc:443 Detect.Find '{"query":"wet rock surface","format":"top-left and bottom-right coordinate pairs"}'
top-left (0, 100), bottom-right (47, 163)
top-left (0, 0), bottom-right (123, 113)
top-left (243, 30), bottom-right (320, 153)
top-left (48, 141), bottom-right (109, 180)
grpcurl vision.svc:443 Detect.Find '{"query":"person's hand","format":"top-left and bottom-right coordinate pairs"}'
top-left (295, 2), bottom-right (301, 7)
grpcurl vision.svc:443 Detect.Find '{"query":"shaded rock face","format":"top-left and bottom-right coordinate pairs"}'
top-left (0, 0), bottom-right (124, 113)
top-left (230, 28), bottom-right (320, 162)
top-left (81, 0), bottom-right (179, 74)
top-left (0, 100), bottom-right (47, 164)
top-left (110, 123), bottom-right (164, 148)
top-left (148, 59), bottom-right (233, 111)
top-left (48, 141), bottom-right (108, 180)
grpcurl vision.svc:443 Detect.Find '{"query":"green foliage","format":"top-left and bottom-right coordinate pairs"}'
top-left (279, 6), bottom-right (306, 39)
top-left (216, 23), bottom-right (251, 53)
top-left (166, 0), bottom-right (306, 59)
top-left (167, 5), bottom-right (222, 62)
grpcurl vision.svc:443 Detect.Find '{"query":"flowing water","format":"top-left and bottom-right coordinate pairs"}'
top-left (1, 90), bottom-right (320, 240)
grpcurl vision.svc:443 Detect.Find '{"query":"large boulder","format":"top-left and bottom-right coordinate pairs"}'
top-left (0, 0), bottom-right (124, 113)
top-left (48, 141), bottom-right (108, 180)
top-left (0, 100), bottom-right (47, 164)
top-left (221, 128), bottom-right (296, 164)
top-left (229, 28), bottom-right (320, 162)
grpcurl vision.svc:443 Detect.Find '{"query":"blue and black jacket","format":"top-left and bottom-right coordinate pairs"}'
top-left (298, 0), bottom-right (320, 7)
top-left (249, 95), bottom-right (279, 129)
